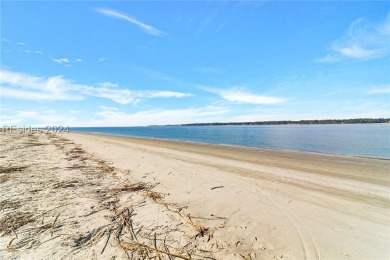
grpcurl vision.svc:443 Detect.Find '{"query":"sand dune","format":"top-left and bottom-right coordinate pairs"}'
top-left (1, 131), bottom-right (389, 259)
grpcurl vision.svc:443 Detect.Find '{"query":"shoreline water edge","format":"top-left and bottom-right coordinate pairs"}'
top-left (69, 124), bottom-right (390, 160)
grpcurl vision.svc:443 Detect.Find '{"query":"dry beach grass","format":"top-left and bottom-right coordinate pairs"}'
top-left (0, 132), bottom-right (223, 259)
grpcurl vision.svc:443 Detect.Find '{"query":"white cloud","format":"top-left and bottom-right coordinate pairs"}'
top-left (16, 42), bottom-right (26, 46)
top-left (0, 109), bottom-right (79, 127)
top-left (80, 87), bottom-right (192, 104)
top-left (18, 110), bottom-right (77, 126)
top-left (52, 58), bottom-right (70, 63)
top-left (98, 57), bottom-right (106, 62)
top-left (35, 51), bottom-right (43, 54)
top-left (2, 105), bottom-right (229, 127)
top-left (99, 82), bottom-right (118, 88)
top-left (315, 54), bottom-right (339, 63)
top-left (0, 71), bottom-right (80, 100)
top-left (81, 86), bottom-right (137, 104)
top-left (0, 114), bottom-right (23, 125)
top-left (135, 90), bottom-right (192, 98)
top-left (96, 8), bottom-right (166, 36)
top-left (1, 88), bottom-right (81, 101)
top-left (1, 70), bottom-right (59, 90)
top-left (335, 44), bottom-right (378, 59)
top-left (367, 85), bottom-right (390, 94)
top-left (52, 57), bottom-right (83, 66)
top-left (318, 13), bottom-right (390, 62)
top-left (0, 69), bottom-right (192, 104)
top-left (90, 105), bottom-right (229, 126)
top-left (202, 87), bottom-right (287, 104)
top-left (17, 111), bottom-right (38, 117)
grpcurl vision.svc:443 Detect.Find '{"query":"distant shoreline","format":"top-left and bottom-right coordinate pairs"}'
top-left (174, 118), bottom-right (390, 126)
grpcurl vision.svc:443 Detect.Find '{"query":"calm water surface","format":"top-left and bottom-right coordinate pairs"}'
top-left (71, 124), bottom-right (390, 159)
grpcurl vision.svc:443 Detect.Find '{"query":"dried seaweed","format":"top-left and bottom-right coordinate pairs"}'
top-left (99, 165), bottom-right (115, 173)
top-left (0, 200), bottom-right (21, 210)
top-left (0, 212), bottom-right (34, 234)
top-left (0, 166), bottom-right (27, 174)
top-left (112, 182), bottom-right (149, 193)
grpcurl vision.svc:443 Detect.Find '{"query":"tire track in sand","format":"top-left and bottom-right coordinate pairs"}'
top-left (264, 194), bottom-right (321, 260)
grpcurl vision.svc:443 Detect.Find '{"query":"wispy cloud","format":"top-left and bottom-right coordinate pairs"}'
top-left (198, 16), bottom-right (212, 34)
top-left (0, 108), bottom-right (79, 126)
top-left (367, 85), bottom-right (390, 94)
top-left (317, 13), bottom-right (390, 62)
top-left (91, 105), bottom-right (229, 126)
top-left (4, 110), bottom-right (77, 127)
top-left (0, 71), bottom-right (82, 101)
top-left (202, 87), bottom-right (287, 105)
top-left (81, 87), bottom-right (137, 104)
top-left (334, 44), bottom-right (378, 59)
top-left (315, 54), bottom-right (339, 63)
top-left (195, 67), bottom-right (223, 74)
top-left (1, 105), bottom-right (229, 127)
top-left (96, 8), bottom-right (165, 36)
top-left (52, 58), bottom-right (70, 64)
top-left (0, 69), bottom-right (192, 104)
top-left (51, 57), bottom-right (85, 67)
top-left (135, 91), bottom-right (192, 98)
top-left (1, 88), bottom-right (81, 101)
top-left (99, 82), bottom-right (118, 88)
top-left (6, 39), bottom-right (83, 65)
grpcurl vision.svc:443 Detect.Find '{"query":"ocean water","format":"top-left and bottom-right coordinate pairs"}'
top-left (71, 124), bottom-right (390, 159)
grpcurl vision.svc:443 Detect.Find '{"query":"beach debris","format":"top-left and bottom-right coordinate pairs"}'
top-left (0, 132), bottom-right (219, 259)
top-left (100, 227), bottom-right (112, 254)
top-left (50, 213), bottom-right (61, 237)
top-left (99, 164), bottom-right (115, 173)
top-left (0, 166), bottom-right (27, 173)
top-left (109, 206), bottom-right (208, 259)
top-left (0, 212), bottom-right (34, 234)
top-left (146, 190), bottom-right (164, 202)
top-left (0, 200), bottom-right (21, 210)
top-left (240, 252), bottom-right (256, 260)
top-left (211, 186), bottom-right (224, 190)
top-left (112, 182), bottom-right (148, 193)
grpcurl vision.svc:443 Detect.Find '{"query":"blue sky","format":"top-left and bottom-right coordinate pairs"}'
top-left (1, 1), bottom-right (389, 126)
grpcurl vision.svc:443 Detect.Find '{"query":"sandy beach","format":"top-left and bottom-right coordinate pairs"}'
top-left (1, 131), bottom-right (389, 259)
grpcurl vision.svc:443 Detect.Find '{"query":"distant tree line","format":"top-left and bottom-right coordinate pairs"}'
top-left (177, 118), bottom-right (390, 126)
